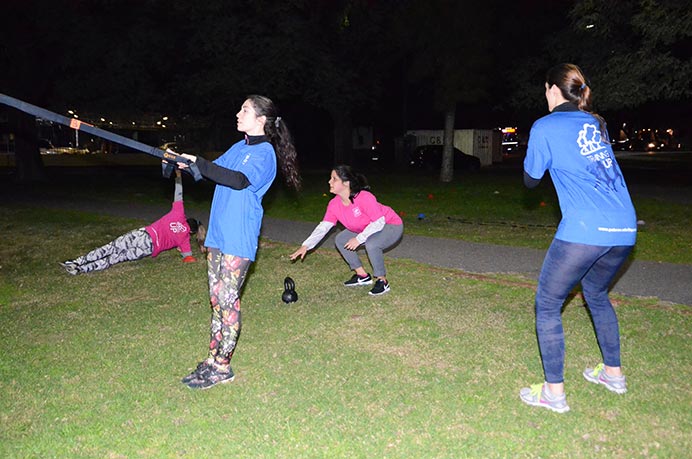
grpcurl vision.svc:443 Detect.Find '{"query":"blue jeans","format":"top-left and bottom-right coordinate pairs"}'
top-left (535, 239), bottom-right (633, 384)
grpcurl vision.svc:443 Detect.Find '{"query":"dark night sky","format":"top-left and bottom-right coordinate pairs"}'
top-left (1, 0), bottom-right (689, 159)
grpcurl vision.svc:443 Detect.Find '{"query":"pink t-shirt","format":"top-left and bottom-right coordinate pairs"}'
top-left (323, 190), bottom-right (402, 233)
top-left (145, 201), bottom-right (192, 257)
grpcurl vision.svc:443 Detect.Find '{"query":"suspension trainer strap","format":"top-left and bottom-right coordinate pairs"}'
top-left (0, 93), bottom-right (203, 181)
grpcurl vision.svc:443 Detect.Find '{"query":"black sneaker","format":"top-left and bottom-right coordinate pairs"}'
top-left (181, 360), bottom-right (213, 384)
top-left (186, 365), bottom-right (235, 390)
top-left (343, 273), bottom-right (373, 286)
top-left (369, 279), bottom-right (390, 296)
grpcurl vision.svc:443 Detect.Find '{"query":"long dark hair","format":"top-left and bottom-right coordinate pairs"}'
top-left (333, 164), bottom-right (370, 203)
top-left (545, 63), bottom-right (608, 138)
top-left (186, 218), bottom-right (208, 254)
top-left (247, 94), bottom-right (302, 191)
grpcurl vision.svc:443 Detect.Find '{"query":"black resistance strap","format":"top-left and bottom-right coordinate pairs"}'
top-left (0, 93), bottom-right (202, 181)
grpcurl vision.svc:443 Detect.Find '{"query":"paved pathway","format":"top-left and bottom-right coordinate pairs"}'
top-left (260, 216), bottom-right (692, 306)
top-left (9, 190), bottom-right (692, 306)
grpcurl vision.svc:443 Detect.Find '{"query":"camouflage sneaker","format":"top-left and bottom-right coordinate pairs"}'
top-left (519, 383), bottom-right (570, 413)
top-left (583, 363), bottom-right (627, 394)
top-left (181, 360), bottom-right (214, 384)
top-left (186, 365), bottom-right (235, 390)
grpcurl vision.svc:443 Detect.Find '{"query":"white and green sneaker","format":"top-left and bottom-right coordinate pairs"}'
top-left (519, 383), bottom-right (570, 413)
top-left (583, 363), bottom-right (627, 394)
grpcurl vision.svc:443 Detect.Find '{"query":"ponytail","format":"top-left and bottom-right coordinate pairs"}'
top-left (246, 95), bottom-right (302, 191)
top-left (546, 63), bottom-right (608, 137)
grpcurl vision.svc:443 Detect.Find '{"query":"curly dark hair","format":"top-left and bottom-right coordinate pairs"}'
top-left (247, 95), bottom-right (302, 191)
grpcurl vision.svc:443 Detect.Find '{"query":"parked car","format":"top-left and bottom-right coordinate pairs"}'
top-left (409, 145), bottom-right (481, 172)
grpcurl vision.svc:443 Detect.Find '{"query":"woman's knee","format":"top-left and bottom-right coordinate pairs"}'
top-left (582, 288), bottom-right (611, 310)
top-left (364, 239), bottom-right (384, 253)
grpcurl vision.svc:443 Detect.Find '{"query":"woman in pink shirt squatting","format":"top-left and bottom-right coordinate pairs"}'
top-left (60, 170), bottom-right (206, 274)
top-left (290, 165), bottom-right (403, 296)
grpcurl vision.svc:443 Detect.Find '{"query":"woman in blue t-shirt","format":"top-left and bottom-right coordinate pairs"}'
top-left (519, 64), bottom-right (637, 413)
top-left (176, 95), bottom-right (301, 389)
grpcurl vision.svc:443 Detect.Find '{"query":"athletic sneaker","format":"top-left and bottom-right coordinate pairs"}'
top-left (519, 383), bottom-right (570, 413)
top-left (186, 365), bottom-right (235, 390)
top-left (369, 279), bottom-right (390, 296)
top-left (181, 360), bottom-right (213, 384)
top-left (583, 363), bottom-right (627, 394)
top-left (344, 273), bottom-right (373, 286)
top-left (59, 261), bottom-right (80, 276)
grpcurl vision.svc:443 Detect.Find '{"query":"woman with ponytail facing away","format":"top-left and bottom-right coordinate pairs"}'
top-left (290, 165), bottom-right (403, 296)
top-left (519, 64), bottom-right (637, 413)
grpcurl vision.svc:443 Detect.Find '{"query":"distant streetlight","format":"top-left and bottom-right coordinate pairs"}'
top-left (585, 24), bottom-right (595, 29)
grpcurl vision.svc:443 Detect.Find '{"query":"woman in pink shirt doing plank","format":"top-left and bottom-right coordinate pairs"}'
top-left (60, 170), bottom-right (206, 274)
top-left (290, 165), bottom-right (403, 296)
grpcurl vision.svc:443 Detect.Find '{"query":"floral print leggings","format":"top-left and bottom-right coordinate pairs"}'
top-left (205, 247), bottom-right (252, 367)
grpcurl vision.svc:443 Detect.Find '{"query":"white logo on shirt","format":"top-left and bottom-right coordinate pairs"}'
top-left (353, 207), bottom-right (362, 218)
top-left (578, 123), bottom-right (612, 168)
top-left (242, 153), bottom-right (251, 165)
top-left (170, 222), bottom-right (187, 233)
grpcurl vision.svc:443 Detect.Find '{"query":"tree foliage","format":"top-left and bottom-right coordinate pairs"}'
top-left (567, 0), bottom-right (692, 110)
top-left (508, 0), bottom-right (692, 112)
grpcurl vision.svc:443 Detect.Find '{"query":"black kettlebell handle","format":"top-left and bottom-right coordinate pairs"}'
top-left (284, 277), bottom-right (295, 291)
top-left (282, 276), bottom-right (298, 303)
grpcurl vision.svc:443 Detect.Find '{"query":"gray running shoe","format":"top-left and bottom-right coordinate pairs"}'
top-left (583, 363), bottom-right (627, 394)
top-left (519, 383), bottom-right (570, 413)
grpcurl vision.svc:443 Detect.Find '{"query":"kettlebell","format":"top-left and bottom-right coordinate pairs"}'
top-left (282, 276), bottom-right (298, 303)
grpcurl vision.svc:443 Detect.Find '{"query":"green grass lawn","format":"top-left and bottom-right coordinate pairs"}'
top-left (1, 206), bottom-right (690, 458)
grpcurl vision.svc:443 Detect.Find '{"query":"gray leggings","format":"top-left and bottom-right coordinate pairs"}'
top-left (334, 224), bottom-right (403, 277)
top-left (72, 228), bottom-right (153, 273)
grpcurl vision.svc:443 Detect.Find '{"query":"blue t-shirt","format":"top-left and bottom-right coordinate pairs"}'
top-left (524, 106), bottom-right (636, 246)
top-left (205, 139), bottom-right (277, 260)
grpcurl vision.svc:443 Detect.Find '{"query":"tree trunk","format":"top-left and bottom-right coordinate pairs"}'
top-left (11, 108), bottom-right (45, 183)
top-left (331, 108), bottom-right (353, 166)
top-left (439, 103), bottom-right (455, 182)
